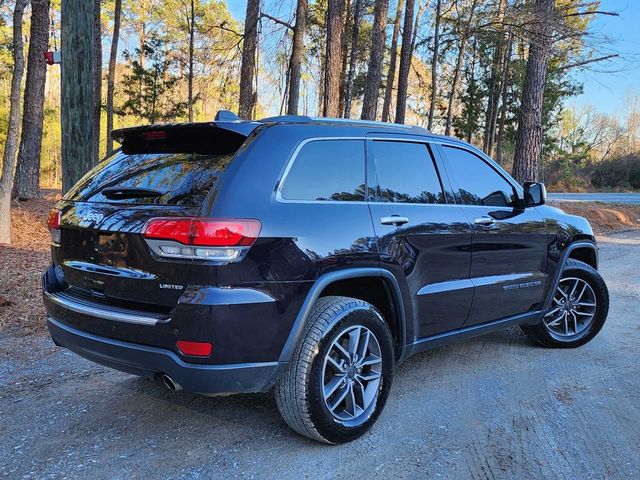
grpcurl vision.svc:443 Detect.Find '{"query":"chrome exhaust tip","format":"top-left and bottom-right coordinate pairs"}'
top-left (161, 374), bottom-right (182, 391)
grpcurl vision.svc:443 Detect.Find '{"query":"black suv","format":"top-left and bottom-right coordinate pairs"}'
top-left (43, 113), bottom-right (609, 444)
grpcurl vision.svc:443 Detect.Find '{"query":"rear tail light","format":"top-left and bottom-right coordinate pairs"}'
top-left (47, 209), bottom-right (61, 244)
top-left (142, 218), bottom-right (261, 262)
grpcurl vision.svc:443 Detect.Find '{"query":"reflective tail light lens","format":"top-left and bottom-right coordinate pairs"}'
top-left (176, 340), bottom-right (213, 357)
top-left (47, 209), bottom-right (61, 244)
top-left (142, 218), bottom-right (261, 262)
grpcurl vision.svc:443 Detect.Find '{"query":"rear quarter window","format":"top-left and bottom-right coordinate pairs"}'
top-left (64, 151), bottom-right (232, 206)
top-left (280, 139), bottom-right (366, 201)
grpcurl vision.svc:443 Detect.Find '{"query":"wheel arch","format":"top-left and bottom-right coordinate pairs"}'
top-left (544, 240), bottom-right (598, 309)
top-left (277, 268), bottom-right (407, 364)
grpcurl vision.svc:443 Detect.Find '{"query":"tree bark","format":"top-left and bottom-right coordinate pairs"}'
top-left (395, 0), bottom-right (415, 124)
top-left (381, 0), bottom-right (403, 122)
top-left (361, 0), bottom-right (389, 120)
top-left (61, 0), bottom-right (96, 193)
top-left (12, 0), bottom-right (50, 200)
top-left (93, 0), bottom-right (102, 163)
top-left (489, 33), bottom-right (512, 158)
top-left (0, 0), bottom-right (27, 244)
top-left (187, 0), bottom-right (195, 122)
top-left (427, 0), bottom-right (441, 130)
top-left (512, 0), bottom-right (554, 184)
top-left (287, 0), bottom-right (307, 115)
top-left (343, 0), bottom-right (362, 118)
top-left (239, 0), bottom-right (260, 119)
top-left (105, 0), bottom-right (122, 155)
top-left (444, 0), bottom-right (477, 136)
top-left (482, 0), bottom-right (506, 155)
top-left (465, 39), bottom-right (477, 143)
top-left (338, 0), bottom-right (350, 116)
top-left (323, 0), bottom-right (346, 117)
top-left (495, 39), bottom-right (509, 166)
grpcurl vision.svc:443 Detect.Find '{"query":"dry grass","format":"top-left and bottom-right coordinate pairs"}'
top-left (0, 191), bottom-right (637, 335)
top-left (0, 190), bottom-right (60, 334)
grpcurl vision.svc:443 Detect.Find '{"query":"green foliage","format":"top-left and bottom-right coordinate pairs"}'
top-left (117, 36), bottom-right (188, 123)
top-left (592, 155), bottom-right (640, 190)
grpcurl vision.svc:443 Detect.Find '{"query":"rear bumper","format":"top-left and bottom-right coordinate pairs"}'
top-left (47, 317), bottom-right (282, 395)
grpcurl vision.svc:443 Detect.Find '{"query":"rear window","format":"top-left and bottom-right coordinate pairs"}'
top-left (280, 140), bottom-right (365, 201)
top-left (64, 151), bottom-right (232, 206)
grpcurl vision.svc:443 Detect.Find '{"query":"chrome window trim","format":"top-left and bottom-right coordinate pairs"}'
top-left (274, 134), bottom-right (522, 206)
top-left (275, 136), bottom-right (368, 204)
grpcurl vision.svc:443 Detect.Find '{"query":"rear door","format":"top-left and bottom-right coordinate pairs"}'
top-left (367, 137), bottom-right (473, 340)
top-left (437, 144), bottom-right (548, 326)
top-left (54, 125), bottom-right (246, 311)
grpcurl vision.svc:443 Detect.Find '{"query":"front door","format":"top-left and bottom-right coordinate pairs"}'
top-left (438, 144), bottom-right (548, 326)
top-left (367, 138), bottom-right (473, 341)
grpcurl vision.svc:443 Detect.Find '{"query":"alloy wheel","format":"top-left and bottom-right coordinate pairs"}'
top-left (544, 277), bottom-right (597, 339)
top-left (321, 325), bottom-right (383, 424)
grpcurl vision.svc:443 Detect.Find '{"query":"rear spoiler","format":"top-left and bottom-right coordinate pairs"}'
top-left (111, 119), bottom-right (261, 155)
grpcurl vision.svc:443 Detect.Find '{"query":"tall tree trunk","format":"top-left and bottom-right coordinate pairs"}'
top-left (488, 33), bottom-right (512, 158)
top-left (323, 0), bottom-right (346, 117)
top-left (495, 40), bottom-right (511, 165)
top-left (93, 0), bottom-right (102, 163)
top-left (344, 0), bottom-right (362, 118)
top-left (287, 0), bottom-right (307, 115)
top-left (381, 0), bottom-right (403, 122)
top-left (61, 0), bottom-right (96, 193)
top-left (338, 0), bottom-right (351, 116)
top-left (482, 0), bottom-right (507, 155)
top-left (444, 0), bottom-right (477, 136)
top-left (361, 0), bottom-right (389, 120)
top-left (0, 0), bottom-right (27, 244)
top-left (12, 0), bottom-right (50, 200)
top-left (395, 0), bottom-right (415, 124)
top-left (187, 0), bottom-right (195, 121)
top-left (105, 0), bottom-right (122, 155)
top-left (512, 0), bottom-right (554, 184)
top-left (466, 39), bottom-right (477, 143)
top-left (239, 0), bottom-right (260, 119)
top-left (427, 0), bottom-right (441, 130)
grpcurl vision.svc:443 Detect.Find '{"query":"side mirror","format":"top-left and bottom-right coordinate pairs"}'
top-left (524, 182), bottom-right (546, 207)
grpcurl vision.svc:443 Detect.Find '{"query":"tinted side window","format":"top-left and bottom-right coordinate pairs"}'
top-left (443, 146), bottom-right (517, 207)
top-left (372, 141), bottom-right (444, 204)
top-left (281, 140), bottom-right (365, 201)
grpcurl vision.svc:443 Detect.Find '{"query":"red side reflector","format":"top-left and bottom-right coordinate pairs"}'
top-left (176, 340), bottom-right (213, 357)
top-left (47, 209), bottom-right (61, 230)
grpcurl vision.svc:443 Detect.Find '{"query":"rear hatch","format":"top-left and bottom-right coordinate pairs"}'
top-left (50, 122), bottom-right (255, 315)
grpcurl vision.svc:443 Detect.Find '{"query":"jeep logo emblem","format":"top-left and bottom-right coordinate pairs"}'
top-left (81, 212), bottom-right (104, 224)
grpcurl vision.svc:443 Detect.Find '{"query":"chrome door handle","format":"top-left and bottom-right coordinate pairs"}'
top-left (474, 216), bottom-right (495, 226)
top-left (380, 216), bottom-right (409, 226)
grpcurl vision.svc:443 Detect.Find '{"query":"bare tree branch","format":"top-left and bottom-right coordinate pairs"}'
top-left (260, 12), bottom-right (293, 31)
top-left (557, 54), bottom-right (619, 72)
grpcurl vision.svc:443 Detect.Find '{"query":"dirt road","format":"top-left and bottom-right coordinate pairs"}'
top-left (1, 231), bottom-right (639, 479)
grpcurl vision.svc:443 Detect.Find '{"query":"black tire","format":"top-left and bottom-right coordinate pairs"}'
top-left (522, 259), bottom-right (609, 348)
top-left (275, 296), bottom-right (394, 444)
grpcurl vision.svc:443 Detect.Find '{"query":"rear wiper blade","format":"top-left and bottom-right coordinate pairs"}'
top-left (102, 187), bottom-right (164, 199)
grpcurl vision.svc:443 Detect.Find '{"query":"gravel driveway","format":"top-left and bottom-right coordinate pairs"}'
top-left (1, 231), bottom-right (639, 479)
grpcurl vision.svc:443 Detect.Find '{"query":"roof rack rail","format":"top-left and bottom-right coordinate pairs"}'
top-left (257, 115), bottom-right (429, 133)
